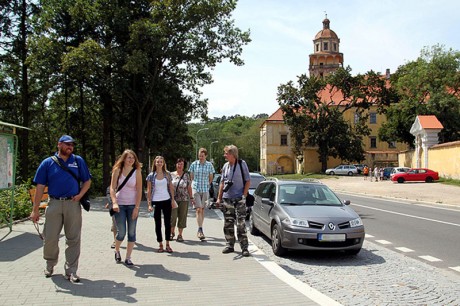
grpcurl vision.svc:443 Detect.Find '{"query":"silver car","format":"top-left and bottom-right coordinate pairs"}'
top-left (249, 179), bottom-right (365, 256)
top-left (325, 165), bottom-right (358, 176)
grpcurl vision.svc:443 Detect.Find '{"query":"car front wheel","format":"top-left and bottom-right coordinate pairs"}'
top-left (347, 171), bottom-right (353, 176)
top-left (397, 177), bottom-right (405, 183)
top-left (425, 177), bottom-right (434, 183)
top-left (329, 171), bottom-right (335, 175)
top-left (271, 224), bottom-right (287, 256)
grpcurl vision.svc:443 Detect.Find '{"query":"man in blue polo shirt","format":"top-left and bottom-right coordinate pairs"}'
top-left (30, 135), bottom-right (91, 283)
top-left (188, 147), bottom-right (215, 240)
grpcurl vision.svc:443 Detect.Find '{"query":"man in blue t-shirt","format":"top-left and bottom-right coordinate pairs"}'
top-left (215, 145), bottom-right (251, 257)
top-left (30, 135), bottom-right (91, 283)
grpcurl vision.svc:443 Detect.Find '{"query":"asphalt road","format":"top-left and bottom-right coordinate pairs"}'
top-left (337, 192), bottom-right (460, 272)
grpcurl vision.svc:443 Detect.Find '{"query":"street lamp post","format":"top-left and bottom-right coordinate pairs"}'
top-left (195, 128), bottom-right (209, 159)
top-left (210, 140), bottom-right (219, 165)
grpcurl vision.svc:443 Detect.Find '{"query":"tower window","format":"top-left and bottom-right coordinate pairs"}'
top-left (316, 44), bottom-right (319, 52)
top-left (333, 43), bottom-right (337, 51)
top-left (323, 42), bottom-right (328, 51)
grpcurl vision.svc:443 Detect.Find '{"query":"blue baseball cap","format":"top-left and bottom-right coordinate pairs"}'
top-left (58, 135), bottom-right (76, 143)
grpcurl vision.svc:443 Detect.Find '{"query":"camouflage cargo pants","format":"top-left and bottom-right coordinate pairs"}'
top-left (222, 198), bottom-right (248, 250)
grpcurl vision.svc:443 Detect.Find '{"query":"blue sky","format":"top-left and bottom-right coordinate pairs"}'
top-left (200, 0), bottom-right (460, 120)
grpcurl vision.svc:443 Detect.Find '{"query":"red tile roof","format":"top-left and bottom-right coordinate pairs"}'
top-left (417, 115), bottom-right (443, 129)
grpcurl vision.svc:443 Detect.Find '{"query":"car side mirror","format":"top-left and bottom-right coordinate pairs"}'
top-left (343, 200), bottom-right (351, 205)
top-left (262, 198), bottom-right (274, 206)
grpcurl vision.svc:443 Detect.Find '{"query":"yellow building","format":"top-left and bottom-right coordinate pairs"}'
top-left (260, 18), bottom-right (409, 175)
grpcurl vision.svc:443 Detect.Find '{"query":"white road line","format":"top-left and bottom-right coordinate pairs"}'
top-left (352, 204), bottom-right (460, 227)
top-left (395, 247), bottom-right (414, 253)
top-left (375, 239), bottom-right (392, 245)
top-left (419, 255), bottom-right (443, 262)
top-left (365, 234), bottom-right (374, 238)
top-left (449, 266), bottom-right (460, 272)
top-left (215, 209), bottom-right (343, 306)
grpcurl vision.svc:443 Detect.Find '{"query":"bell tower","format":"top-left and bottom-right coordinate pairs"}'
top-left (309, 16), bottom-right (343, 78)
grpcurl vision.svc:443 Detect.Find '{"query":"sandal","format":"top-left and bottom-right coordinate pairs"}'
top-left (176, 235), bottom-right (184, 242)
top-left (166, 245), bottom-right (173, 253)
top-left (170, 232), bottom-right (175, 240)
top-left (158, 245), bottom-right (164, 253)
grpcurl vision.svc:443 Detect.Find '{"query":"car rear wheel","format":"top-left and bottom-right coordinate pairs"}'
top-left (425, 177), bottom-right (434, 183)
top-left (271, 224), bottom-right (287, 256)
top-left (397, 177), bottom-right (405, 183)
top-left (248, 212), bottom-right (260, 236)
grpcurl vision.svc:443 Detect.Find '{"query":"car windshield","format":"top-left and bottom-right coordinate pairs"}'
top-left (278, 184), bottom-right (342, 206)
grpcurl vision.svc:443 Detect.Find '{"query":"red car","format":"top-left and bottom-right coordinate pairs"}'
top-left (390, 168), bottom-right (439, 183)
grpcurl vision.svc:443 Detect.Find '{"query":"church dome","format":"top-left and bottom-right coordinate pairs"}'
top-left (314, 18), bottom-right (339, 40)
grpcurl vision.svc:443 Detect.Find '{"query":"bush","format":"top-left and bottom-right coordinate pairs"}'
top-left (0, 182), bottom-right (33, 227)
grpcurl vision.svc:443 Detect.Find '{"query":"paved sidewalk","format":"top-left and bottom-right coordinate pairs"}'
top-left (0, 199), bottom-right (337, 306)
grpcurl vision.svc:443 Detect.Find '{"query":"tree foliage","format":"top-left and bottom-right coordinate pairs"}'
top-left (0, 0), bottom-right (250, 192)
top-left (380, 45), bottom-right (460, 146)
top-left (278, 67), bottom-right (393, 172)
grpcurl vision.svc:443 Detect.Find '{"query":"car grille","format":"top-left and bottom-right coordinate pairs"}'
top-left (307, 221), bottom-right (350, 230)
top-left (299, 238), bottom-right (362, 248)
top-left (308, 221), bottom-right (324, 229)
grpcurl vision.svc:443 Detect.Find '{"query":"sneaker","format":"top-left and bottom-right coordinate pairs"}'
top-left (222, 246), bottom-right (234, 254)
top-left (176, 235), bottom-right (184, 242)
top-left (124, 258), bottom-right (133, 266)
top-left (65, 273), bottom-right (80, 283)
top-left (197, 230), bottom-right (205, 240)
top-left (242, 249), bottom-right (250, 257)
top-left (44, 266), bottom-right (53, 278)
top-left (115, 251), bottom-right (121, 263)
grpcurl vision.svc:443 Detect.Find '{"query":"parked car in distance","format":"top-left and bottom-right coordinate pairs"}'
top-left (354, 164), bottom-right (366, 174)
top-left (325, 165), bottom-right (358, 176)
top-left (249, 178), bottom-right (365, 256)
top-left (390, 168), bottom-right (439, 183)
top-left (390, 167), bottom-right (410, 179)
top-left (382, 167), bottom-right (394, 180)
top-left (209, 173), bottom-right (221, 202)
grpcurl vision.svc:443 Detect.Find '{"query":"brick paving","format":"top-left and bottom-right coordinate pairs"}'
top-left (0, 199), bottom-right (321, 306)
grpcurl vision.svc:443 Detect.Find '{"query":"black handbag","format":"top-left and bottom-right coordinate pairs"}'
top-left (51, 156), bottom-right (90, 211)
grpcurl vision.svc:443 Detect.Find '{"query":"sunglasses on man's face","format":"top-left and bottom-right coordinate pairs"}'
top-left (62, 143), bottom-right (75, 147)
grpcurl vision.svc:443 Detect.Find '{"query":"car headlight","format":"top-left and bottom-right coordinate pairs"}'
top-left (283, 217), bottom-right (309, 228)
top-left (349, 217), bottom-right (363, 228)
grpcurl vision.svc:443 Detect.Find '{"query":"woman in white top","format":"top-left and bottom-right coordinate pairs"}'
top-left (110, 149), bottom-right (142, 266)
top-left (146, 156), bottom-right (176, 253)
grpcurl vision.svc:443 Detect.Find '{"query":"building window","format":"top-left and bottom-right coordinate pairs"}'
top-left (370, 113), bottom-right (377, 124)
top-left (388, 141), bottom-right (396, 148)
top-left (370, 137), bottom-right (377, 148)
top-left (333, 43), bottom-right (337, 51)
top-left (323, 42), bottom-right (328, 51)
top-left (280, 134), bottom-right (288, 146)
top-left (316, 44), bottom-right (319, 52)
top-left (354, 113), bottom-right (360, 124)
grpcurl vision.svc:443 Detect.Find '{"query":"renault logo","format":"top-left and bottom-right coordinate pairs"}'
top-left (328, 222), bottom-right (336, 230)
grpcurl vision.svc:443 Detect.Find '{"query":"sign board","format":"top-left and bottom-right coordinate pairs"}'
top-left (0, 134), bottom-right (14, 189)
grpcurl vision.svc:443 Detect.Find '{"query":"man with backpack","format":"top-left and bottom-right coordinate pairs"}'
top-left (215, 145), bottom-right (251, 257)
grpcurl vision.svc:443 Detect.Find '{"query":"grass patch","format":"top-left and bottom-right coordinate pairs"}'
top-left (438, 177), bottom-right (460, 187)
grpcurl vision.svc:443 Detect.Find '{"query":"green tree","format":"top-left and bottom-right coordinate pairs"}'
top-left (380, 45), bottom-right (460, 146)
top-left (278, 67), bottom-right (391, 172)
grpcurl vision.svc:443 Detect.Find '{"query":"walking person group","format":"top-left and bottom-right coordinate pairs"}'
top-left (31, 136), bottom-right (251, 282)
